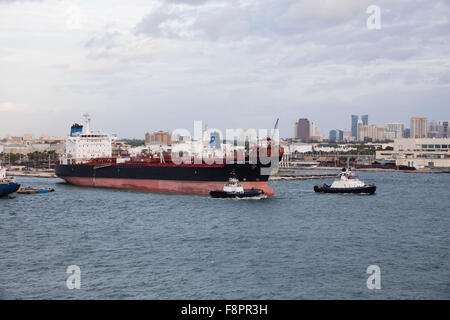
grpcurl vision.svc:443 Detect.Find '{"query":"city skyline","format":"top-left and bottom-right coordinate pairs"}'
top-left (1, 0), bottom-right (449, 138)
top-left (1, 113), bottom-right (449, 140)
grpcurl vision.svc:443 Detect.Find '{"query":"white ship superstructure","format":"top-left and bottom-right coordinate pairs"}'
top-left (61, 114), bottom-right (112, 164)
top-left (314, 167), bottom-right (376, 194)
top-left (222, 177), bottom-right (244, 193)
top-left (330, 170), bottom-right (365, 188)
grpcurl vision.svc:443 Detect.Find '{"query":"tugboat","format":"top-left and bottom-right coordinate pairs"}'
top-left (314, 168), bottom-right (376, 194)
top-left (210, 177), bottom-right (265, 198)
top-left (0, 166), bottom-right (21, 197)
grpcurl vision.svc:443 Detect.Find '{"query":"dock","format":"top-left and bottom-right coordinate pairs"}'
top-left (270, 173), bottom-right (339, 181)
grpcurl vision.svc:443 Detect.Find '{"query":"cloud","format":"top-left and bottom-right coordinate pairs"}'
top-left (85, 30), bottom-right (121, 50)
top-left (134, 9), bottom-right (187, 38)
top-left (278, 0), bottom-right (372, 28)
top-left (0, 0), bottom-right (42, 3)
top-left (164, 0), bottom-right (209, 5)
top-left (0, 102), bottom-right (31, 112)
top-left (1, 0), bottom-right (450, 137)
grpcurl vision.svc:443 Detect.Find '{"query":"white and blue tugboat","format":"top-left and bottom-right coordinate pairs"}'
top-left (314, 168), bottom-right (376, 194)
top-left (0, 166), bottom-right (20, 197)
top-left (210, 177), bottom-right (264, 198)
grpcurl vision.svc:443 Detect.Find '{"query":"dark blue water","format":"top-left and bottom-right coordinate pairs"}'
top-left (1, 172), bottom-right (449, 299)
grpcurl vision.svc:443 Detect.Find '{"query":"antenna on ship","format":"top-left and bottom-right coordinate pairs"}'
top-left (82, 113), bottom-right (91, 134)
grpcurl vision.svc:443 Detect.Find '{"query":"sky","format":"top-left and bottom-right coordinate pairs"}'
top-left (0, 0), bottom-right (449, 139)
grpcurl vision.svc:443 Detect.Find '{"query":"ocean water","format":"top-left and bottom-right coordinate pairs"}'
top-left (0, 171), bottom-right (449, 299)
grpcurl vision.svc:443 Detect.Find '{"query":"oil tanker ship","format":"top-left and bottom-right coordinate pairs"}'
top-left (55, 115), bottom-right (282, 196)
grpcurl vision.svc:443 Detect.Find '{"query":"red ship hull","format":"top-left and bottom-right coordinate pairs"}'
top-left (61, 176), bottom-right (275, 196)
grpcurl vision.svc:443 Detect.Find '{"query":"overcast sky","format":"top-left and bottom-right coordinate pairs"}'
top-left (0, 0), bottom-right (449, 138)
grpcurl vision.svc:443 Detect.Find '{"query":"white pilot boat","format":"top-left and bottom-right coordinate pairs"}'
top-left (314, 168), bottom-right (376, 194)
top-left (210, 177), bottom-right (264, 198)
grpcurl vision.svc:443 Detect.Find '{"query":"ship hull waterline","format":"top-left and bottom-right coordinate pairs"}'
top-left (0, 182), bottom-right (21, 197)
top-left (60, 176), bottom-right (275, 196)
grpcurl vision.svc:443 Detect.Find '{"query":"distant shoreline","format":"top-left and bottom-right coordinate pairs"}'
top-left (279, 167), bottom-right (450, 174)
top-left (7, 171), bottom-right (57, 178)
top-left (6, 166), bottom-right (448, 180)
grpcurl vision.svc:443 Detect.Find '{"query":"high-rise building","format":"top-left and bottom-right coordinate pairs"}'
top-left (343, 130), bottom-right (353, 141)
top-left (294, 118), bottom-right (310, 141)
top-left (357, 119), bottom-right (363, 140)
top-left (309, 121), bottom-right (320, 138)
top-left (351, 115), bottom-right (358, 138)
top-left (358, 125), bottom-right (386, 142)
top-left (386, 122), bottom-right (405, 139)
top-left (427, 121), bottom-right (442, 138)
top-left (329, 130), bottom-right (337, 142)
top-left (147, 130), bottom-right (171, 145)
top-left (410, 117), bottom-right (428, 138)
top-left (403, 128), bottom-right (411, 138)
top-left (439, 120), bottom-right (449, 138)
top-left (329, 129), bottom-right (344, 142)
top-left (23, 134), bottom-right (33, 141)
top-left (351, 115), bottom-right (369, 138)
top-left (145, 132), bottom-right (151, 144)
top-left (361, 115), bottom-right (368, 125)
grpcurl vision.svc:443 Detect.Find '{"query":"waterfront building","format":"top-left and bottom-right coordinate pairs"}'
top-left (386, 122), bottom-right (405, 139)
top-left (314, 143), bottom-right (357, 153)
top-left (376, 138), bottom-right (450, 168)
top-left (411, 117), bottom-right (428, 138)
top-left (294, 119), bottom-right (310, 141)
top-left (2, 144), bottom-right (32, 155)
top-left (38, 135), bottom-right (65, 143)
top-left (289, 142), bottom-right (313, 154)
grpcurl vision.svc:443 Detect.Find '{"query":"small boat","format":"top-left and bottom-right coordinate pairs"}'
top-left (0, 166), bottom-right (21, 196)
top-left (16, 187), bottom-right (55, 194)
top-left (314, 168), bottom-right (376, 194)
top-left (210, 177), bottom-right (264, 198)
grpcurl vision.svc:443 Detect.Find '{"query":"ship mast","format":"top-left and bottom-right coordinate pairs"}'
top-left (82, 113), bottom-right (91, 134)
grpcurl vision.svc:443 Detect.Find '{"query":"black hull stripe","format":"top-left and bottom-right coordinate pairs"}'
top-left (55, 163), bottom-right (270, 182)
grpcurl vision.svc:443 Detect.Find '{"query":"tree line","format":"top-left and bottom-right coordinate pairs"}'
top-left (0, 151), bottom-right (58, 168)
